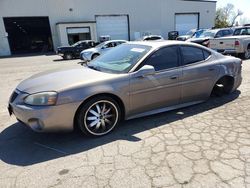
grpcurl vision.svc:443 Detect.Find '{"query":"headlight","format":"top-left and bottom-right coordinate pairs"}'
top-left (24, 92), bottom-right (58, 106)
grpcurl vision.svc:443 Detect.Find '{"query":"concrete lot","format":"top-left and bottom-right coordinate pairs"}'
top-left (0, 55), bottom-right (250, 188)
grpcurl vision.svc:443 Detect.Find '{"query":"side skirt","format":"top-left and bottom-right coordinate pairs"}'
top-left (126, 100), bottom-right (205, 120)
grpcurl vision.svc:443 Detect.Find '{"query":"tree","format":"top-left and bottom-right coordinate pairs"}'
top-left (215, 3), bottom-right (243, 28)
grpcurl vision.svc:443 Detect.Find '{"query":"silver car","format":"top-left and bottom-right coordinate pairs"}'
top-left (8, 41), bottom-right (242, 136)
top-left (80, 40), bottom-right (127, 61)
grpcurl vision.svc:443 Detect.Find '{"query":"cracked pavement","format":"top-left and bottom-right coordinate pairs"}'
top-left (0, 55), bottom-right (250, 188)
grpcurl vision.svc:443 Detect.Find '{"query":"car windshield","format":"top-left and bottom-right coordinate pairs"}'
top-left (72, 41), bottom-right (83, 47)
top-left (87, 44), bottom-right (152, 74)
top-left (192, 30), bottom-right (206, 38)
top-left (198, 30), bottom-right (216, 38)
top-left (95, 42), bottom-right (107, 48)
top-left (186, 30), bottom-right (195, 36)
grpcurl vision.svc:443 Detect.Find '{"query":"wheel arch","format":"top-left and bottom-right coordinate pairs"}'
top-left (73, 93), bottom-right (126, 129)
top-left (211, 74), bottom-right (235, 96)
top-left (91, 53), bottom-right (100, 60)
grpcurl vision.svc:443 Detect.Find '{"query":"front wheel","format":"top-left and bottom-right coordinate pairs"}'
top-left (63, 53), bottom-right (73, 60)
top-left (76, 96), bottom-right (121, 136)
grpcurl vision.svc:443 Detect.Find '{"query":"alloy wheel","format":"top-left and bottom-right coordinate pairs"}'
top-left (84, 100), bottom-right (119, 136)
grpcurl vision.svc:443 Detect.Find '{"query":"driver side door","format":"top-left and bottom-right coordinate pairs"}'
top-left (129, 46), bottom-right (181, 116)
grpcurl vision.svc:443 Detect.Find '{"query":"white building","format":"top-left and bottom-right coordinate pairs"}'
top-left (0, 0), bottom-right (216, 56)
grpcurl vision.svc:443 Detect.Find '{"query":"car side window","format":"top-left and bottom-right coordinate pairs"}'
top-left (215, 31), bottom-right (223, 38)
top-left (180, 46), bottom-right (204, 65)
top-left (222, 30), bottom-right (232, 36)
top-left (203, 50), bottom-right (211, 60)
top-left (89, 42), bottom-right (95, 47)
top-left (222, 30), bottom-right (228, 36)
top-left (106, 42), bottom-right (115, 48)
top-left (247, 29), bottom-right (250, 35)
top-left (144, 46), bottom-right (179, 71)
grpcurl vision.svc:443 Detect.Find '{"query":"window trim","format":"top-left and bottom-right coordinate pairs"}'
top-left (179, 45), bottom-right (212, 67)
top-left (134, 45), bottom-right (181, 73)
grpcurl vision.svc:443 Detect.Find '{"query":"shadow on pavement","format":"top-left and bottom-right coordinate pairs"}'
top-left (0, 90), bottom-right (240, 166)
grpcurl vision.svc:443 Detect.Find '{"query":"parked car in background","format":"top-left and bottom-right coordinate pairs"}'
top-left (142, 35), bottom-right (164, 41)
top-left (209, 26), bottom-right (250, 59)
top-left (57, 40), bottom-right (96, 60)
top-left (187, 28), bottom-right (233, 47)
top-left (168, 31), bottom-right (179, 40)
top-left (8, 41), bottom-right (242, 136)
top-left (176, 29), bottom-right (206, 41)
top-left (80, 40), bottom-right (127, 61)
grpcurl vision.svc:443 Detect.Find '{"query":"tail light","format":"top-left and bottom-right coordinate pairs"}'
top-left (235, 40), bottom-right (240, 47)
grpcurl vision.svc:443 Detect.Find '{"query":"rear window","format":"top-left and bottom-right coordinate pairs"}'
top-left (234, 28), bottom-right (250, 35)
top-left (181, 46), bottom-right (211, 65)
top-left (203, 50), bottom-right (211, 60)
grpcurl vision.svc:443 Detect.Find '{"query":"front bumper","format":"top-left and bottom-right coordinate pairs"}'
top-left (80, 53), bottom-right (92, 61)
top-left (8, 90), bottom-right (79, 132)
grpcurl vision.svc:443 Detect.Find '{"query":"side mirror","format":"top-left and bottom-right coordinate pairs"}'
top-left (135, 65), bottom-right (155, 78)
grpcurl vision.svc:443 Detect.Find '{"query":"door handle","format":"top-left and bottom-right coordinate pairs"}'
top-left (208, 68), bottom-right (215, 71)
top-left (170, 75), bottom-right (178, 80)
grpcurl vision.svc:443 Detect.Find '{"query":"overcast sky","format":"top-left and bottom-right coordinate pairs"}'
top-left (216, 0), bottom-right (250, 19)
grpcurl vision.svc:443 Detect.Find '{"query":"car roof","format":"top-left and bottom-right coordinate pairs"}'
top-left (234, 26), bottom-right (250, 29)
top-left (205, 28), bottom-right (232, 33)
top-left (105, 40), bottom-right (127, 43)
top-left (127, 40), bottom-right (206, 49)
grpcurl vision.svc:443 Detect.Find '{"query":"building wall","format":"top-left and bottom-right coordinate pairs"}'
top-left (56, 22), bottom-right (97, 46)
top-left (0, 0), bottom-right (216, 56)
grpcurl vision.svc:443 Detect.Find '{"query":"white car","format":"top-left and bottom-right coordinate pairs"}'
top-left (209, 26), bottom-right (250, 59)
top-left (80, 40), bottom-right (127, 61)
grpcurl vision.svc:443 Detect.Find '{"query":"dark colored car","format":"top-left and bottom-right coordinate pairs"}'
top-left (57, 40), bottom-right (96, 60)
top-left (187, 28), bottom-right (233, 47)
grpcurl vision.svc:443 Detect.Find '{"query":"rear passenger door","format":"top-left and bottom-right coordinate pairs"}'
top-left (180, 45), bottom-right (220, 103)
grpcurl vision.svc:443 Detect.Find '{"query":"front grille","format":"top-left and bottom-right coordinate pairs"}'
top-left (10, 91), bottom-right (18, 103)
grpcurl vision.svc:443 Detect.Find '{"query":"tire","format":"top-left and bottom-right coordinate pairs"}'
top-left (212, 77), bottom-right (234, 97)
top-left (92, 54), bottom-right (99, 60)
top-left (63, 53), bottom-right (73, 60)
top-left (76, 96), bottom-right (121, 136)
top-left (239, 45), bottom-right (250, 60)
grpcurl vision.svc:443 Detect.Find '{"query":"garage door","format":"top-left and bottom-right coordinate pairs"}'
top-left (3, 17), bottom-right (53, 54)
top-left (175, 14), bottom-right (199, 35)
top-left (96, 15), bottom-right (129, 41)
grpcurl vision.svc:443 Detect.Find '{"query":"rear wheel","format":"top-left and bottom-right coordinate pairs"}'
top-left (212, 76), bottom-right (234, 97)
top-left (239, 45), bottom-right (250, 60)
top-left (76, 96), bottom-right (121, 136)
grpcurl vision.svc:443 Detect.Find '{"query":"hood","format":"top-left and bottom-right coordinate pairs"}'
top-left (187, 37), bottom-right (210, 43)
top-left (177, 35), bottom-right (191, 41)
top-left (178, 35), bottom-right (191, 39)
top-left (82, 47), bottom-right (99, 53)
top-left (17, 66), bottom-right (117, 94)
top-left (57, 46), bottom-right (74, 50)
